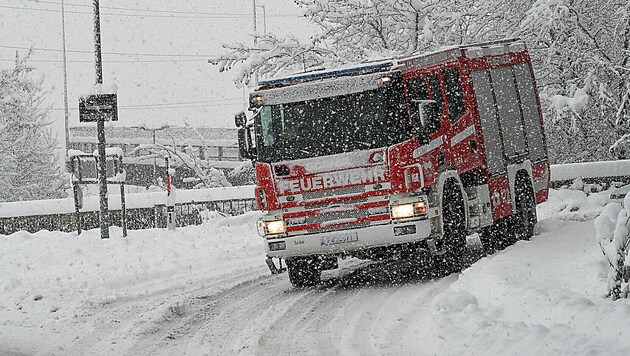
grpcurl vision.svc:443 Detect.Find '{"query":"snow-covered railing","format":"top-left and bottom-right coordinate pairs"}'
top-left (0, 185), bottom-right (255, 235)
top-left (0, 185), bottom-right (254, 218)
top-left (551, 160), bottom-right (630, 185)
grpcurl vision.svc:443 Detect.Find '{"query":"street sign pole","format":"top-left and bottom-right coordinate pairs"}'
top-left (93, 0), bottom-right (109, 239)
top-left (166, 157), bottom-right (176, 231)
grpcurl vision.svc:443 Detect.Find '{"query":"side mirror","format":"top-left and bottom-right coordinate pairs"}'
top-left (411, 99), bottom-right (439, 133)
top-left (234, 112), bottom-right (247, 127)
top-left (237, 127), bottom-right (257, 160)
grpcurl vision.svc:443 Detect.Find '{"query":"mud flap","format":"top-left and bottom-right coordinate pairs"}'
top-left (265, 257), bottom-right (287, 275)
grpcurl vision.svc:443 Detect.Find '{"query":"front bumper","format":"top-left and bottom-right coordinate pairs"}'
top-left (264, 219), bottom-right (432, 258)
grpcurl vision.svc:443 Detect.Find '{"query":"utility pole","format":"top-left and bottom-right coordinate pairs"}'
top-left (253, 0), bottom-right (257, 43)
top-left (256, 5), bottom-right (267, 36)
top-left (93, 0), bottom-right (109, 239)
top-left (61, 0), bottom-right (70, 152)
top-left (253, 0), bottom-right (258, 85)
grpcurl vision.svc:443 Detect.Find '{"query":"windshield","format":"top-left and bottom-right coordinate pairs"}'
top-left (254, 82), bottom-right (409, 163)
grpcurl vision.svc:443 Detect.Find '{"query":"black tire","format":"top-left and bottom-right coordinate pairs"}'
top-left (286, 257), bottom-right (321, 288)
top-left (480, 177), bottom-right (537, 253)
top-left (513, 178), bottom-right (537, 241)
top-left (433, 182), bottom-right (467, 275)
top-left (480, 217), bottom-right (514, 253)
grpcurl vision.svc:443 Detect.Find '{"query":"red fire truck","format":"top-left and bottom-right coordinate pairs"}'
top-left (236, 39), bottom-right (549, 287)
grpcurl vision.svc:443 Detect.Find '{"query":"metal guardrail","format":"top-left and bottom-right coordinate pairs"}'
top-left (549, 160), bottom-right (630, 188)
top-left (0, 197), bottom-right (256, 235)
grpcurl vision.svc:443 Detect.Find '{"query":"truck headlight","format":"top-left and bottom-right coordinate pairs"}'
top-left (392, 204), bottom-right (415, 219)
top-left (391, 200), bottom-right (428, 220)
top-left (257, 219), bottom-right (286, 237)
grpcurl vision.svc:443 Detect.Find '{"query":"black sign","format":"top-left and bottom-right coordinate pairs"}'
top-left (79, 93), bottom-right (118, 122)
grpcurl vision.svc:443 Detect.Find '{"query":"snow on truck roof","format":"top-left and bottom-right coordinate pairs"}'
top-left (257, 60), bottom-right (395, 88)
top-left (257, 39), bottom-right (527, 89)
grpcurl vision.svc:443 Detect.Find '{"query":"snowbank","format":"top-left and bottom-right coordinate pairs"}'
top-left (0, 211), bottom-right (265, 354)
top-left (537, 187), bottom-right (610, 221)
top-left (2, 188), bottom-right (630, 355)
top-left (431, 220), bottom-right (630, 355)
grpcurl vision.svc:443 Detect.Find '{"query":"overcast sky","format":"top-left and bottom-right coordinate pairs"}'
top-left (0, 0), bottom-right (315, 150)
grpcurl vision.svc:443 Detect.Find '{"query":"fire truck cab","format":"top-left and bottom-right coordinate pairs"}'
top-left (237, 39), bottom-right (549, 287)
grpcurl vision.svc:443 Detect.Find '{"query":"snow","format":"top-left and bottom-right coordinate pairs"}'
top-left (550, 159), bottom-right (630, 181)
top-left (0, 185), bottom-right (255, 218)
top-left (2, 186), bottom-right (630, 354)
top-left (80, 83), bottom-right (119, 99)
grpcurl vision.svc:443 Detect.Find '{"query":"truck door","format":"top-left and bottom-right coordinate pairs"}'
top-left (470, 69), bottom-right (506, 177)
top-left (442, 67), bottom-right (483, 172)
top-left (489, 66), bottom-right (529, 163)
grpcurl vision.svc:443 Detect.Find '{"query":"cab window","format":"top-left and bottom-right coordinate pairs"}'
top-left (443, 68), bottom-right (466, 121)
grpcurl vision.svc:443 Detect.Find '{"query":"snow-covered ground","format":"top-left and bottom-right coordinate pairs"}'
top-left (2, 188), bottom-right (630, 355)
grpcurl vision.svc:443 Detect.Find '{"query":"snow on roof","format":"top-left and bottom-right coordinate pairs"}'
top-left (258, 59), bottom-right (394, 88)
top-left (256, 70), bottom-right (394, 106)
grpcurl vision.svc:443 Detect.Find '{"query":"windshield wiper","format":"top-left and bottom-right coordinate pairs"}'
top-left (354, 140), bottom-right (372, 148)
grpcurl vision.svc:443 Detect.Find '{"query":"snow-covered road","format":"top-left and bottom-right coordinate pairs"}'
top-left (3, 189), bottom-right (630, 355)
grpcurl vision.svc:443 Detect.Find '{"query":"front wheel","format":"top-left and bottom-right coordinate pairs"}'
top-left (433, 182), bottom-right (467, 275)
top-left (286, 257), bottom-right (322, 288)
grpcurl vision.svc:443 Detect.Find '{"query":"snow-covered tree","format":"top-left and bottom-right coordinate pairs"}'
top-left (210, 34), bottom-right (334, 86)
top-left (518, 0), bottom-right (630, 163)
top-left (595, 200), bottom-right (630, 300)
top-left (128, 144), bottom-right (231, 189)
top-left (0, 54), bottom-right (65, 202)
top-left (210, 0), bottom-right (529, 85)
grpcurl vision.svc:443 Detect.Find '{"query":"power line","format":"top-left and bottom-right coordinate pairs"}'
top-left (0, 44), bottom-right (213, 58)
top-left (49, 99), bottom-right (243, 111)
top-left (23, 0), bottom-right (300, 18)
top-left (122, 99), bottom-right (243, 108)
top-left (1, 4), bottom-right (300, 19)
top-left (50, 104), bottom-right (242, 111)
top-left (0, 58), bottom-right (208, 63)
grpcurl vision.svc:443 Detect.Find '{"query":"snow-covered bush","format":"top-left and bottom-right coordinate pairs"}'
top-left (0, 54), bottom-right (65, 202)
top-left (228, 160), bottom-right (255, 186)
top-left (129, 144), bottom-right (231, 189)
top-left (594, 195), bottom-right (630, 300)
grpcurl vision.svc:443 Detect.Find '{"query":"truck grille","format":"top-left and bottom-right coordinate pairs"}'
top-left (304, 208), bottom-right (373, 224)
top-left (302, 186), bottom-right (366, 200)
top-left (303, 198), bottom-right (368, 210)
top-left (307, 222), bottom-right (371, 234)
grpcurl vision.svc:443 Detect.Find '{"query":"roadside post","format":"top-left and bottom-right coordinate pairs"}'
top-left (69, 157), bottom-right (83, 235)
top-left (68, 151), bottom-right (127, 237)
top-left (75, 0), bottom-right (115, 239)
top-left (119, 154), bottom-right (127, 237)
top-left (165, 157), bottom-right (176, 231)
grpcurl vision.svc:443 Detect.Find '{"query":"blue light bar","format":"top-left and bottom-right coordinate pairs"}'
top-left (258, 60), bottom-right (394, 88)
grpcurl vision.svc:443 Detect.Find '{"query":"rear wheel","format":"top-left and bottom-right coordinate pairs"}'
top-left (433, 182), bottom-right (467, 275)
top-left (286, 257), bottom-right (322, 288)
top-left (513, 178), bottom-right (537, 241)
top-left (480, 177), bottom-right (537, 253)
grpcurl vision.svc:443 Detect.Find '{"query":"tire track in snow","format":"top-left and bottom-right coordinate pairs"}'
top-left (66, 265), bottom-right (268, 355)
top-left (127, 273), bottom-right (285, 355)
top-left (256, 257), bottom-right (452, 356)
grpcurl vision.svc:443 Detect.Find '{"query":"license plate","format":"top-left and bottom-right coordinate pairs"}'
top-left (320, 232), bottom-right (358, 246)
